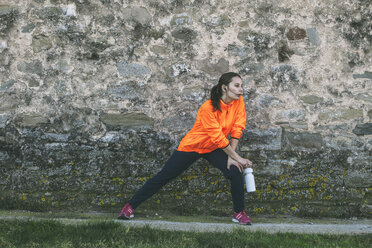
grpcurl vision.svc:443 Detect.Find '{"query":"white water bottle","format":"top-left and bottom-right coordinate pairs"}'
top-left (244, 168), bottom-right (256, 192)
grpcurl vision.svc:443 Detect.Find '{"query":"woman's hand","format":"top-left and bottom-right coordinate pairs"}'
top-left (239, 158), bottom-right (253, 168)
top-left (227, 157), bottom-right (244, 172)
top-left (223, 145), bottom-right (253, 171)
top-left (227, 157), bottom-right (253, 172)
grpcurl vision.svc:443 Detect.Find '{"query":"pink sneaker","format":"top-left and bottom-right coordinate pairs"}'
top-left (232, 211), bottom-right (252, 225)
top-left (118, 203), bottom-right (134, 219)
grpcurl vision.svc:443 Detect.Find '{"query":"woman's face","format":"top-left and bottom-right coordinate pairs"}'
top-left (224, 76), bottom-right (243, 101)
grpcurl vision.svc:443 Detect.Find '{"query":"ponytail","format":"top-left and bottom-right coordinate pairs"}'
top-left (210, 72), bottom-right (241, 112)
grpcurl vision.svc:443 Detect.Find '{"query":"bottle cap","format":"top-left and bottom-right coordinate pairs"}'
top-left (244, 168), bottom-right (253, 173)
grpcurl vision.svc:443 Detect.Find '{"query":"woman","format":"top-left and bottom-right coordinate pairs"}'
top-left (118, 72), bottom-right (254, 225)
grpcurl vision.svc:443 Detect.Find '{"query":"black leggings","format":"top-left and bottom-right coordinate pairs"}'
top-left (129, 149), bottom-right (245, 213)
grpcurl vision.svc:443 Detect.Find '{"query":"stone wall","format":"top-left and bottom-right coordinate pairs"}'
top-left (0, 0), bottom-right (371, 217)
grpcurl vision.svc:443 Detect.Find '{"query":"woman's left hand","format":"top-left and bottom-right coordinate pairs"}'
top-left (227, 156), bottom-right (244, 172)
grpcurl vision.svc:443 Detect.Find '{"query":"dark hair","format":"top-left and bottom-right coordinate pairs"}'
top-left (210, 72), bottom-right (241, 112)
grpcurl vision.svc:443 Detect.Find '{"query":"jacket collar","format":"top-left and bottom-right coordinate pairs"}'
top-left (219, 99), bottom-right (232, 110)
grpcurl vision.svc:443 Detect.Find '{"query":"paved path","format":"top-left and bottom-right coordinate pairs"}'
top-left (1, 216), bottom-right (371, 234)
top-left (114, 219), bottom-right (372, 234)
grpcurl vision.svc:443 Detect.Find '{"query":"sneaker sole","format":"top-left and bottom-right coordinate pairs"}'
top-left (232, 218), bottom-right (252, 225)
top-left (118, 214), bottom-right (134, 220)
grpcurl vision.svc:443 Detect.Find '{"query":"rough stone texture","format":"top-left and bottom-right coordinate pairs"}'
top-left (306, 28), bottom-right (321, 46)
top-left (300, 95), bottom-right (324, 105)
top-left (287, 27), bottom-right (307, 40)
top-left (0, 0), bottom-right (371, 218)
top-left (0, 5), bottom-right (18, 34)
top-left (353, 123), bottom-right (372, 136)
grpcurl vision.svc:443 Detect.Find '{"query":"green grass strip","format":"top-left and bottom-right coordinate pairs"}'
top-left (0, 219), bottom-right (371, 248)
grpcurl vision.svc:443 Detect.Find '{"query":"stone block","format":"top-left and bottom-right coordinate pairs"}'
top-left (201, 15), bottom-right (231, 28)
top-left (0, 5), bottom-right (18, 33)
top-left (286, 27), bottom-right (306, 40)
top-left (171, 13), bottom-right (191, 26)
top-left (353, 123), bottom-right (372, 136)
top-left (235, 60), bottom-right (264, 75)
top-left (355, 93), bottom-right (372, 103)
top-left (21, 23), bottom-right (35, 33)
top-left (0, 79), bottom-right (15, 92)
top-left (171, 28), bottom-right (197, 41)
top-left (276, 109), bottom-right (305, 121)
top-left (197, 58), bottom-right (229, 76)
top-left (306, 28), bottom-right (321, 46)
top-left (15, 114), bottom-right (49, 127)
top-left (107, 81), bottom-right (144, 100)
top-left (257, 94), bottom-right (280, 108)
top-left (352, 71), bottom-right (372, 80)
top-left (37, 6), bottom-right (63, 22)
top-left (32, 35), bottom-right (54, 53)
top-left (0, 40), bottom-right (7, 52)
top-left (57, 59), bottom-right (70, 73)
top-left (287, 122), bottom-right (308, 130)
top-left (324, 135), bottom-right (363, 151)
top-left (150, 45), bottom-right (168, 55)
top-left (282, 131), bottom-right (323, 150)
top-left (300, 95), bottom-right (324, 104)
top-left (161, 113), bottom-right (194, 132)
top-left (27, 77), bottom-right (40, 88)
top-left (240, 128), bottom-right (282, 151)
top-left (117, 61), bottom-right (151, 77)
top-left (0, 114), bottom-right (8, 128)
top-left (100, 112), bottom-right (154, 129)
top-left (181, 87), bottom-right (206, 103)
top-left (122, 7), bottom-right (152, 25)
top-left (344, 171), bottom-right (372, 188)
top-left (41, 133), bottom-right (70, 142)
top-left (17, 60), bottom-right (43, 76)
top-left (257, 158), bottom-right (283, 176)
top-left (319, 109), bottom-right (363, 121)
top-left (0, 94), bottom-right (18, 112)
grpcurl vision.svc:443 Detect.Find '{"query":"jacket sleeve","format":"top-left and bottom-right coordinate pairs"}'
top-left (199, 105), bottom-right (230, 148)
top-left (230, 97), bottom-right (247, 139)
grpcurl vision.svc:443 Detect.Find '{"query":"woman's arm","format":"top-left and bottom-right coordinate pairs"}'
top-left (223, 144), bottom-right (252, 171)
top-left (230, 138), bottom-right (239, 151)
top-left (224, 139), bottom-right (253, 172)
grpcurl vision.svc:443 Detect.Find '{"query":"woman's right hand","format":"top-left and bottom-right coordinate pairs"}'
top-left (237, 157), bottom-right (253, 168)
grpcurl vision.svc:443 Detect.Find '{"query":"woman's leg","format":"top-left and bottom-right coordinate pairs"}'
top-left (129, 150), bottom-right (200, 209)
top-left (204, 149), bottom-right (245, 213)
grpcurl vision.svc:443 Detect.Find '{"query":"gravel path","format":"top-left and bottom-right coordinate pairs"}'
top-left (115, 219), bottom-right (372, 234)
top-left (1, 215), bottom-right (371, 234)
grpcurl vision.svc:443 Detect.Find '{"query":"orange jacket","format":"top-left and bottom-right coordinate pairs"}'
top-left (177, 96), bottom-right (246, 154)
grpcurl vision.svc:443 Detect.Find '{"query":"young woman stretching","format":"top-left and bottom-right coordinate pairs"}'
top-left (118, 72), bottom-right (254, 225)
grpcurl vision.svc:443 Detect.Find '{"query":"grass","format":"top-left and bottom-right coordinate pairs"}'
top-left (0, 218), bottom-right (371, 248)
